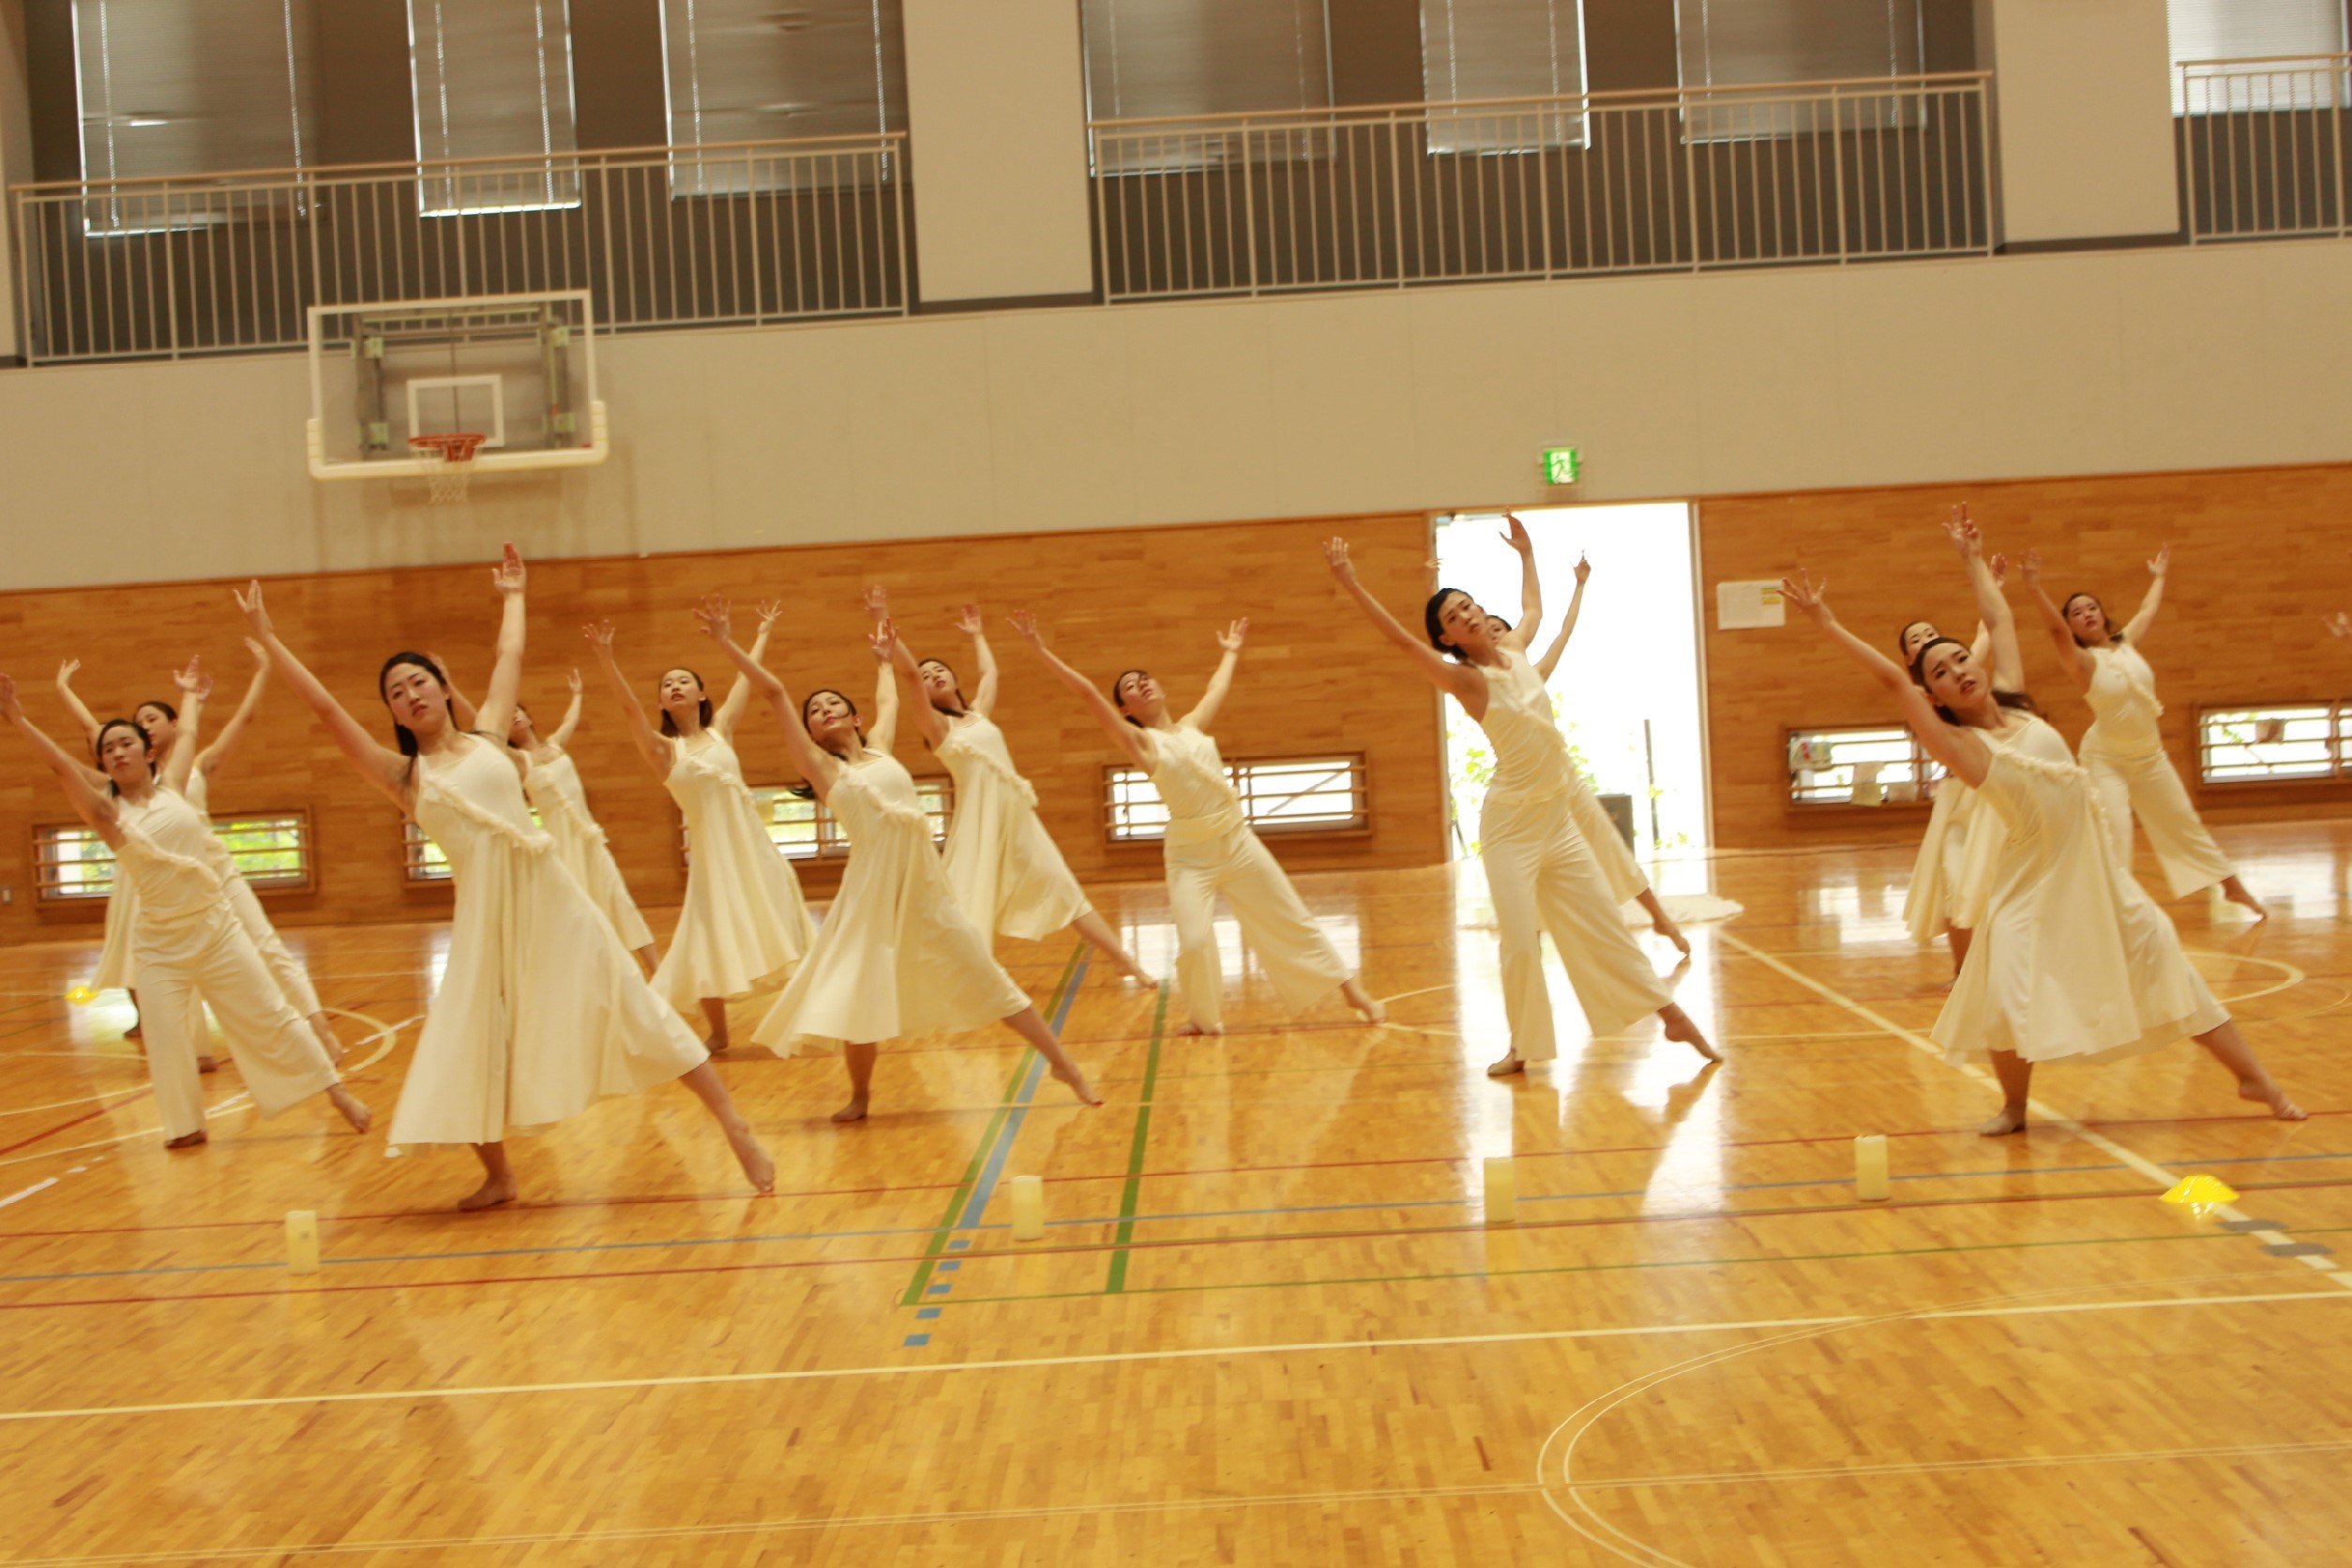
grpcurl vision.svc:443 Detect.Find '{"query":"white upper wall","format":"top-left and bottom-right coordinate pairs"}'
top-left (3, 238), bottom-right (2349, 593)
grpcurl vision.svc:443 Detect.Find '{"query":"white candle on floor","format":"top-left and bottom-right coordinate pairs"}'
top-left (1009, 1174), bottom-right (1046, 1242)
top-left (285, 1209), bottom-right (321, 1274)
top-left (1855, 1135), bottom-right (1891, 1202)
top-left (1484, 1156), bottom-right (1517, 1225)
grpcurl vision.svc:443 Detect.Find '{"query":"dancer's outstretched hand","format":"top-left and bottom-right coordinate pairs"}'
top-left (1006, 610), bottom-right (1043, 646)
top-left (0, 672), bottom-right (20, 719)
top-left (868, 618), bottom-right (897, 663)
top-left (1216, 617), bottom-right (1250, 653)
top-left (233, 580), bottom-right (274, 639)
top-left (861, 585), bottom-right (889, 623)
top-left (1499, 514), bottom-right (1533, 556)
top-left (172, 657), bottom-right (211, 700)
top-left (581, 619), bottom-right (617, 652)
top-left (490, 542), bottom-right (526, 596)
top-left (952, 602), bottom-right (983, 637)
top-left (693, 596), bottom-right (733, 643)
top-left (2148, 543), bottom-right (2171, 579)
top-left (1989, 552), bottom-right (2009, 587)
top-left (1573, 552), bottom-right (1592, 586)
top-left (1942, 504), bottom-right (1981, 557)
top-left (566, 668), bottom-right (583, 695)
top-left (757, 599), bottom-right (784, 633)
top-left (1780, 571), bottom-right (1832, 625)
top-left (2020, 549), bottom-right (2043, 587)
top-left (54, 658), bottom-right (79, 691)
top-left (2326, 612), bottom-right (2352, 641)
top-left (1322, 536), bottom-right (1356, 582)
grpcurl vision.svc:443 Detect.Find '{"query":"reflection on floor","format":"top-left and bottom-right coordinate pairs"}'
top-left (2, 822), bottom-right (2348, 1564)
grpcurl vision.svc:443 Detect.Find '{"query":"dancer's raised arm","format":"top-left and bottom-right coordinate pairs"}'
top-left (883, 629), bottom-right (949, 750)
top-left (1182, 619), bottom-right (1250, 730)
top-left (1943, 505), bottom-right (2025, 691)
top-left (235, 580), bottom-right (413, 807)
top-left (1499, 514), bottom-right (1542, 652)
top-left (694, 597), bottom-right (840, 800)
top-left (1783, 572), bottom-right (1992, 790)
top-left (1532, 555), bottom-right (1593, 680)
top-left (1323, 537), bottom-right (1485, 708)
top-left (711, 601), bottom-right (781, 737)
top-left (955, 604), bottom-right (1001, 716)
top-left (1007, 611), bottom-right (1153, 770)
top-left (467, 546), bottom-right (529, 744)
top-left (158, 658), bottom-right (213, 792)
top-left (2122, 545), bottom-right (2169, 644)
top-left (547, 671), bottom-right (585, 748)
top-left (0, 674), bottom-right (121, 837)
top-left (189, 642), bottom-right (270, 786)
top-left (583, 625), bottom-right (671, 779)
top-left (53, 658), bottom-right (108, 752)
top-left (866, 621), bottom-right (900, 755)
top-left (2019, 550), bottom-right (2096, 692)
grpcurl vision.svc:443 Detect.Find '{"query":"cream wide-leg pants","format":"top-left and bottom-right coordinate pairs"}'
top-left (137, 903), bottom-right (340, 1140)
top-left (2084, 746), bottom-right (2234, 900)
top-left (1481, 787), bottom-right (1670, 1063)
top-left (1163, 821), bottom-right (1350, 1034)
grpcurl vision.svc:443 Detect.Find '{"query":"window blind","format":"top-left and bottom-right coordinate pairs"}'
top-left (660, 0), bottom-right (907, 195)
top-left (73, 0), bottom-right (314, 198)
top-left (1675, 0), bottom-right (1924, 138)
top-left (1080, 0), bottom-right (1332, 122)
top-left (1420, 0), bottom-right (1589, 152)
top-left (2168, 0), bottom-right (2347, 113)
top-left (408, 0), bottom-right (580, 214)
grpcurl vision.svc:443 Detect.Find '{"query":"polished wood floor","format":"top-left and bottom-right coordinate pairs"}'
top-left (4, 824), bottom-right (2351, 1565)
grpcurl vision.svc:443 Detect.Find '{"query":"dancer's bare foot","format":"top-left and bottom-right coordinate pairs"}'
top-left (328, 1085), bottom-right (371, 1135)
top-left (832, 1096), bottom-right (870, 1124)
top-left (1174, 1020), bottom-right (1221, 1038)
top-left (724, 1118), bottom-right (776, 1191)
top-left (1979, 1105), bottom-right (2028, 1136)
top-left (198, 1055), bottom-right (219, 1074)
top-left (1118, 958), bottom-right (1156, 987)
top-left (458, 1174), bottom-right (519, 1211)
top-left (2223, 880), bottom-right (2269, 922)
top-left (1049, 1062), bottom-right (1104, 1107)
top-left (1342, 979), bottom-right (1388, 1026)
top-left (163, 1129), bottom-right (207, 1150)
top-left (1654, 917), bottom-right (1692, 958)
top-left (2239, 1078), bottom-right (2307, 1120)
top-left (1660, 1005), bottom-right (1719, 1063)
top-left (1486, 1053), bottom-right (1526, 1078)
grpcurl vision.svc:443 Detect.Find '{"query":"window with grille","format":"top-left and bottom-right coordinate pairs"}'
top-left (36, 809), bottom-right (314, 903)
top-left (408, 0), bottom-right (580, 216)
top-left (659, 0), bottom-right (906, 195)
top-left (1104, 755), bottom-right (1368, 843)
top-left (1787, 726), bottom-right (1942, 807)
top-left (1674, 0), bottom-right (1925, 139)
top-left (1081, 0), bottom-right (1333, 173)
top-left (685, 779), bottom-right (953, 863)
top-left (72, 0), bottom-right (317, 234)
top-left (2169, 0), bottom-right (2349, 114)
top-left (2197, 703), bottom-right (2349, 784)
top-left (1421, 0), bottom-right (1589, 154)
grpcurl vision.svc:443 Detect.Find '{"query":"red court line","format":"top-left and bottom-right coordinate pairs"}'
top-left (10, 1175), bottom-right (2352, 1314)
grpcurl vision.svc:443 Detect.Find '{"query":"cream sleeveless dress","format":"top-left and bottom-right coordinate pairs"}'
top-left (650, 731), bottom-right (814, 1011)
top-left (112, 789), bottom-right (339, 1141)
top-left (523, 747), bottom-right (656, 951)
top-left (1150, 723), bottom-right (1351, 1035)
top-left (1473, 649), bottom-right (1670, 1061)
top-left (752, 750), bottom-right (1029, 1051)
top-left (180, 768), bottom-right (324, 1018)
top-left (1932, 715), bottom-right (2224, 1064)
top-left (91, 866), bottom-right (140, 992)
top-left (936, 711), bottom-right (1093, 941)
top-left (390, 738), bottom-right (709, 1147)
top-left (2079, 644), bottom-right (2233, 899)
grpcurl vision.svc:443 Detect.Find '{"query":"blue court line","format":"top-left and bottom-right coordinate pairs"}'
top-left (13, 1144), bottom-right (2352, 1289)
top-left (950, 953), bottom-right (1090, 1233)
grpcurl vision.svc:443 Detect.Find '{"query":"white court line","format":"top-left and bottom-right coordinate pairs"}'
top-left (0, 1179), bottom-right (59, 1211)
top-left (1568, 1434), bottom-right (2352, 1491)
top-left (0, 1282), bottom-right (2343, 1428)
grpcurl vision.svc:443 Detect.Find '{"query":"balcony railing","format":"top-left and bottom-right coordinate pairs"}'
top-left (2179, 53), bottom-right (2352, 242)
top-left (10, 134), bottom-right (909, 365)
top-left (1088, 73), bottom-right (1991, 302)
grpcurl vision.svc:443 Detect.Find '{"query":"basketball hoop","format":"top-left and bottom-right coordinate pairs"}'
top-left (409, 432), bottom-right (488, 504)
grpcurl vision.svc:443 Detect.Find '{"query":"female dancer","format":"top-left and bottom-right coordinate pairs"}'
top-left (237, 548), bottom-right (774, 1209)
top-left (1324, 538), bottom-right (1713, 1076)
top-left (587, 604), bottom-right (814, 1050)
top-left (882, 596), bottom-right (1152, 983)
top-left (1011, 611), bottom-right (1386, 1038)
top-left (0, 673), bottom-right (369, 1149)
top-left (55, 660), bottom-right (182, 1039)
top-left (1781, 568), bottom-right (2300, 1133)
top-left (1899, 511), bottom-right (2025, 974)
top-left (1481, 552), bottom-right (1692, 957)
top-left (2021, 546), bottom-right (2266, 917)
top-left (171, 641), bottom-right (346, 1063)
top-left (692, 601), bottom-right (1099, 1122)
top-left (445, 663), bottom-right (659, 978)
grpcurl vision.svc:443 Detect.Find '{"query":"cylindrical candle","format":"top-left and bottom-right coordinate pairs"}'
top-left (1008, 1174), bottom-right (1046, 1242)
top-left (285, 1209), bottom-right (321, 1274)
top-left (1854, 1135), bottom-right (1891, 1202)
top-left (1484, 1156), bottom-right (1518, 1225)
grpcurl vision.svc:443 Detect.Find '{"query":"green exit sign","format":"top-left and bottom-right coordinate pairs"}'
top-left (1542, 445), bottom-right (1581, 485)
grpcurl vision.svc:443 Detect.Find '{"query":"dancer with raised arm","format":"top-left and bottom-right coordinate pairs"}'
top-left (691, 600), bottom-right (1099, 1122)
top-left (0, 670), bottom-right (369, 1149)
top-left (1011, 611), bottom-right (1386, 1038)
top-left (2022, 546), bottom-right (2266, 917)
top-left (1780, 566), bottom-right (2300, 1133)
top-left (1324, 535), bottom-right (1713, 1077)
top-left (445, 662), bottom-right (659, 979)
top-left (880, 594), bottom-right (1153, 983)
top-left (55, 660), bottom-right (183, 1042)
top-left (238, 549), bottom-right (774, 1209)
top-left (1900, 509), bottom-right (2027, 975)
top-left (586, 603), bottom-right (813, 1050)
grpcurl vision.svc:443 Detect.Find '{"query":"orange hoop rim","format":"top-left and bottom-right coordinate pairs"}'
top-left (409, 432), bottom-right (488, 463)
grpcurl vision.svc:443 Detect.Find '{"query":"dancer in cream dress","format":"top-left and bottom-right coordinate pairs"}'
top-left (0, 677), bottom-right (369, 1149)
top-left (1012, 611), bottom-right (1386, 1038)
top-left (238, 547), bottom-right (774, 1210)
top-left (55, 660), bottom-right (185, 1042)
top-left (2022, 545), bottom-right (2265, 917)
top-left (880, 595), bottom-right (1152, 983)
top-left (1325, 530), bottom-right (1714, 1077)
top-left (1781, 568), bottom-right (2300, 1134)
top-left (691, 600), bottom-right (1099, 1123)
top-left (588, 604), bottom-right (813, 1051)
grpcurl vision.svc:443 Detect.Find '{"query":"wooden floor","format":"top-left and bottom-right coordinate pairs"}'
top-left (4, 824), bottom-right (2351, 1565)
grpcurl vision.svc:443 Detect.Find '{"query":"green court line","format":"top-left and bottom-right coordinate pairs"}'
top-left (1102, 983), bottom-right (1169, 1294)
top-left (897, 944), bottom-right (1084, 1309)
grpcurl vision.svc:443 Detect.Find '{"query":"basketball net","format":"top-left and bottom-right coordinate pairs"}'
top-left (409, 433), bottom-right (488, 504)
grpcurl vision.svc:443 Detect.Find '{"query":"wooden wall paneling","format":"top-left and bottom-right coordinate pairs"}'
top-left (1701, 462), bottom-right (2352, 850)
top-left (0, 513), bottom-right (1446, 942)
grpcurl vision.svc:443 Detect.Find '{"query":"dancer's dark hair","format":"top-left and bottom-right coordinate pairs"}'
top-left (132, 699), bottom-right (178, 734)
top-left (1111, 670), bottom-right (1151, 727)
top-left (91, 718), bottom-right (155, 796)
top-left (1425, 589), bottom-right (1473, 660)
top-left (1907, 637), bottom-right (2040, 726)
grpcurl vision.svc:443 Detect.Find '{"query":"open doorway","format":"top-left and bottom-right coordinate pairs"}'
top-left (1433, 503), bottom-right (1708, 864)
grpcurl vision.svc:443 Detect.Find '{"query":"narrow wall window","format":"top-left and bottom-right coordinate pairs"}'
top-left (1787, 726), bottom-right (1939, 807)
top-left (1674, 0), bottom-right (1925, 138)
top-left (660, 0), bottom-right (907, 195)
top-left (1420, 0), bottom-right (1589, 153)
top-left (2168, 0), bottom-right (2348, 113)
top-left (2197, 703), bottom-right (2344, 784)
top-left (1081, 0), bottom-right (1333, 173)
top-left (408, 0), bottom-right (580, 215)
top-left (1104, 755), bottom-right (1367, 843)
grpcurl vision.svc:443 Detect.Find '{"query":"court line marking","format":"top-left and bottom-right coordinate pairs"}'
top-left (1, 1281), bottom-right (2343, 1429)
top-left (1565, 1434), bottom-right (2352, 1491)
top-left (1104, 980), bottom-right (1169, 1293)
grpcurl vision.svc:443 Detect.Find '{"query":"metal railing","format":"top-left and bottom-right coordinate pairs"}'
top-left (2179, 53), bottom-right (2352, 242)
top-left (1089, 73), bottom-right (1991, 302)
top-left (12, 134), bottom-right (910, 364)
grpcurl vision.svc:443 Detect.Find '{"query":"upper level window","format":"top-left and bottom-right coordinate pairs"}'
top-left (1421, 0), bottom-right (1589, 153)
top-left (72, 0), bottom-right (315, 233)
top-left (1081, 0), bottom-right (1333, 172)
top-left (408, 0), bottom-right (580, 216)
top-left (2169, 0), bottom-right (2348, 113)
top-left (660, 0), bottom-right (906, 195)
top-left (1675, 0), bottom-right (1925, 138)
top-left (1105, 755), bottom-right (1368, 843)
